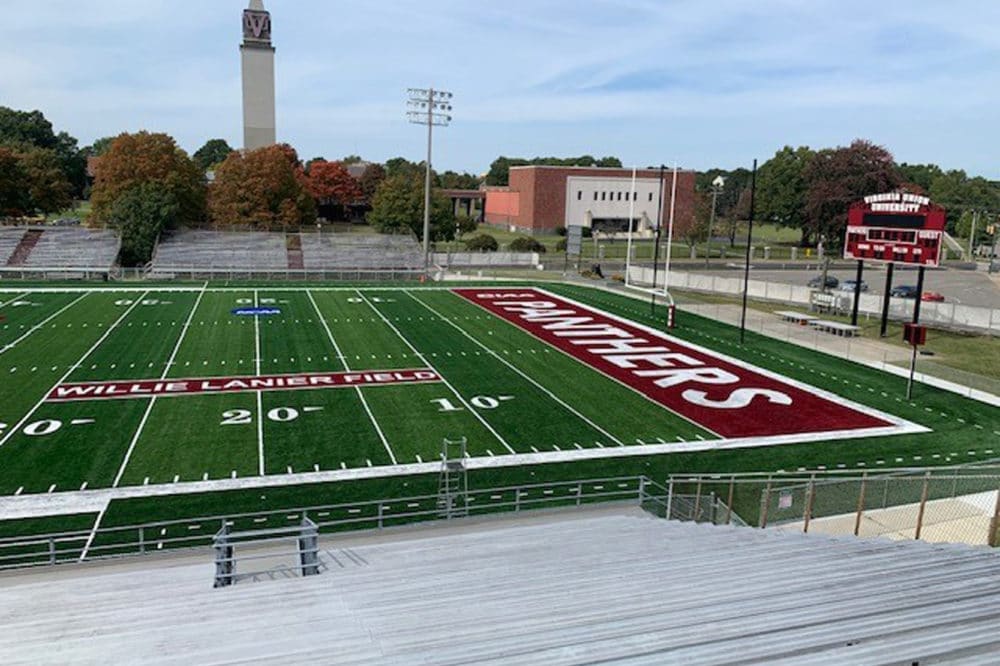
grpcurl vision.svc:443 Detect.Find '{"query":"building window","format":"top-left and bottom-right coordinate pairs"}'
top-left (593, 191), bottom-right (598, 201)
top-left (601, 192), bottom-right (606, 201)
top-left (577, 190), bottom-right (582, 200)
top-left (648, 192), bottom-right (653, 201)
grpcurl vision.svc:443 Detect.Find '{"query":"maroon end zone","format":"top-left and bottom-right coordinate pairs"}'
top-left (47, 368), bottom-right (441, 402)
top-left (453, 288), bottom-right (892, 439)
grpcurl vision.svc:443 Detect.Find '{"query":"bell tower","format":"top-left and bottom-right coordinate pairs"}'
top-left (240, 0), bottom-right (276, 150)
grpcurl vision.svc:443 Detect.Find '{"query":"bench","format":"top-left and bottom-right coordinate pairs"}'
top-left (809, 320), bottom-right (861, 337)
top-left (775, 310), bottom-right (819, 326)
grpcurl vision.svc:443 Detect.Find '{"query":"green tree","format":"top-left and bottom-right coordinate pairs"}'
top-left (19, 148), bottom-right (73, 215)
top-left (106, 183), bottom-right (179, 266)
top-left (437, 170), bottom-right (481, 189)
top-left (341, 154), bottom-right (363, 164)
top-left (367, 171), bottom-right (455, 241)
top-left (755, 146), bottom-right (816, 245)
top-left (192, 139), bottom-right (234, 171)
top-left (0, 147), bottom-right (30, 217)
top-left (485, 155), bottom-right (622, 186)
top-left (384, 157), bottom-right (421, 179)
top-left (84, 136), bottom-right (117, 158)
top-left (803, 139), bottom-right (901, 251)
top-left (928, 171), bottom-right (1000, 229)
top-left (896, 163), bottom-right (943, 192)
top-left (0, 107), bottom-right (86, 196)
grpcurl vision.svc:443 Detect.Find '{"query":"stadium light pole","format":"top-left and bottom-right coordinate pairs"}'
top-left (407, 87), bottom-right (453, 271)
top-left (739, 159), bottom-right (758, 344)
top-left (706, 175), bottom-right (725, 268)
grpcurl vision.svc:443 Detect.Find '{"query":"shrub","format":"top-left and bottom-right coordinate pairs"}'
top-left (556, 238), bottom-right (567, 252)
top-left (508, 236), bottom-right (547, 253)
top-left (556, 226), bottom-right (567, 236)
top-left (464, 233), bottom-right (498, 252)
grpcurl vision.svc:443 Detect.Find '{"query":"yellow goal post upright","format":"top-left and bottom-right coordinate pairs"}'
top-left (623, 163), bottom-right (678, 328)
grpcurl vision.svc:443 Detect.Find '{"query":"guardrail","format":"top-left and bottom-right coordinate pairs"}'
top-left (629, 266), bottom-right (1000, 335)
top-left (667, 468), bottom-right (1000, 547)
top-left (0, 476), bottom-right (662, 572)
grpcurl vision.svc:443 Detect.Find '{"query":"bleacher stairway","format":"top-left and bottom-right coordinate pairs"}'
top-left (286, 232), bottom-right (304, 270)
top-left (6, 229), bottom-right (41, 266)
top-left (2, 510), bottom-right (999, 664)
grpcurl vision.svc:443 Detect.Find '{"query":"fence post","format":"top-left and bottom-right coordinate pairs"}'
top-left (637, 476), bottom-right (646, 508)
top-left (692, 477), bottom-right (703, 523)
top-left (854, 473), bottom-right (868, 537)
top-left (709, 492), bottom-right (717, 525)
top-left (725, 476), bottom-right (735, 525)
top-left (576, 483), bottom-right (583, 507)
top-left (665, 478), bottom-right (674, 520)
top-left (803, 473), bottom-right (816, 534)
top-left (759, 476), bottom-right (773, 528)
top-left (48, 538), bottom-right (56, 565)
top-left (914, 472), bottom-right (931, 541)
top-left (377, 502), bottom-right (384, 529)
top-left (139, 527), bottom-right (146, 555)
top-left (989, 487), bottom-right (1000, 548)
top-left (515, 487), bottom-right (521, 513)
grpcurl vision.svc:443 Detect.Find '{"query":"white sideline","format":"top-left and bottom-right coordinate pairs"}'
top-left (405, 289), bottom-right (625, 447)
top-left (307, 290), bottom-right (397, 465)
top-left (354, 289), bottom-right (517, 455)
top-left (0, 292), bottom-right (90, 356)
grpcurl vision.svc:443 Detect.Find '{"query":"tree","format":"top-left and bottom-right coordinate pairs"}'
top-left (755, 146), bottom-right (816, 245)
top-left (437, 170), bottom-right (481, 190)
top-left (192, 139), bottom-right (234, 171)
top-left (83, 136), bottom-right (117, 158)
top-left (0, 107), bottom-right (86, 196)
top-left (367, 170), bottom-right (455, 241)
top-left (307, 160), bottom-right (362, 204)
top-left (358, 163), bottom-right (386, 205)
top-left (341, 154), bottom-right (363, 165)
top-left (0, 147), bottom-right (30, 217)
top-left (928, 170), bottom-right (1000, 229)
top-left (384, 157), bottom-right (421, 179)
top-left (897, 163), bottom-right (944, 192)
top-left (803, 139), bottom-right (901, 251)
top-left (19, 148), bottom-right (73, 215)
top-left (209, 144), bottom-right (316, 230)
top-left (106, 183), bottom-right (179, 266)
top-left (90, 131), bottom-right (205, 226)
top-left (485, 155), bottom-right (623, 185)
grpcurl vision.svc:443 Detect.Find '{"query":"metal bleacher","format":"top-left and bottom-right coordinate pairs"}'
top-left (152, 230), bottom-right (287, 272)
top-left (3, 510), bottom-right (999, 664)
top-left (21, 228), bottom-right (119, 270)
top-left (301, 233), bottom-right (423, 271)
top-left (0, 228), bottom-right (26, 265)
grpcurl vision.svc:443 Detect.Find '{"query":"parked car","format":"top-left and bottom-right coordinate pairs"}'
top-left (808, 275), bottom-right (839, 289)
top-left (890, 285), bottom-right (918, 299)
top-left (921, 291), bottom-right (945, 302)
top-left (839, 280), bottom-right (868, 293)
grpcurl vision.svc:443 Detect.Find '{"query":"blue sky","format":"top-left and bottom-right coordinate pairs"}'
top-left (3, 1), bottom-right (998, 177)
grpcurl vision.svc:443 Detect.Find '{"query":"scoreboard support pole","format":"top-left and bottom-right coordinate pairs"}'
top-left (879, 262), bottom-right (895, 337)
top-left (905, 266), bottom-right (926, 400)
top-left (850, 260), bottom-right (864, 327)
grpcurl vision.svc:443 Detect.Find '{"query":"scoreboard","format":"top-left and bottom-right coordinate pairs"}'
top-left (844, 192), bottom-right (946, 267)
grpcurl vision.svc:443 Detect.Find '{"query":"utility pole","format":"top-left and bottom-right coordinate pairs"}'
top-left (407, 87), bottom-right (453, 271)
top-left (968, 210), bottom-right (979, 258)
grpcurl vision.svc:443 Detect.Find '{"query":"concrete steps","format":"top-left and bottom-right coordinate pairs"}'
top-left (7, 229), bottom-right (41, 266)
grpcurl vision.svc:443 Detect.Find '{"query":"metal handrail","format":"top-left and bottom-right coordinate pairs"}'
top-left (0, 476), bottom-right (650, 571)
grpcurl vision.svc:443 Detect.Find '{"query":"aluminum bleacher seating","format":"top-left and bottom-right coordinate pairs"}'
top-left (17, 228), bottom-right (119, 270)
top-left (2, 510), bottom-right (998, 664)
top-left (153, 230), bottom-right (287, 271)
top-left (301, 233), bottom-right (423, 270)
top-left (0, 228), bottom-right (26, 265)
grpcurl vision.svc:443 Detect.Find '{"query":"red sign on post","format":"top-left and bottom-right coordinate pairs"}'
top-left (903, 323), bottom-right (927, 347)
top-left (844, 192), bottom-right (946, 267)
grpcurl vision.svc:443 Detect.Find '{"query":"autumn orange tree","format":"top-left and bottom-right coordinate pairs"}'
top-left (208, 144), bottom-right (316, 230)
top-left (307, 160), bottom-right (361, 205)
top-left (90, 131), bottom-right (205, 225)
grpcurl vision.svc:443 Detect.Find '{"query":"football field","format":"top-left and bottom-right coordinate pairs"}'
top-left (0, 282), bottom-right (996, 535)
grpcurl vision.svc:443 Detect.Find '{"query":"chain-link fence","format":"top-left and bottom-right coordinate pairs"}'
top-left (667, 468), bottom-right (1000, 547)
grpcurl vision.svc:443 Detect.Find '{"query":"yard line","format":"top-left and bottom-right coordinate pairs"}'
top-left (354, 290), bottom-right (515, 455)
top-left (406, 290), bottom-right (624, 447)
top-left (0, 292), bottom-right (90, 356)
top-left (111, 285), bottom-right (207, 489)
top-left (254, 290), bottom-right (265, 476)
top-left (0, 292), bottom-right (29, 309)
top-left (307, 290), bottom-right (397, 465)
top-left (0, 291), bottom-right (150, 449)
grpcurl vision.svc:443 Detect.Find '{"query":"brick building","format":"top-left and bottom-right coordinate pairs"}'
top-left (484, 165), bottom-right (696, 237)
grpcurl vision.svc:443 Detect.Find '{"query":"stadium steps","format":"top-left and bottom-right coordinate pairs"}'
top-left (286, 232), bottom-right (304, 270)
top-left (2, 512), bottom-right (999, 664)
top-left (6, 229), bottom-right (42, 266)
